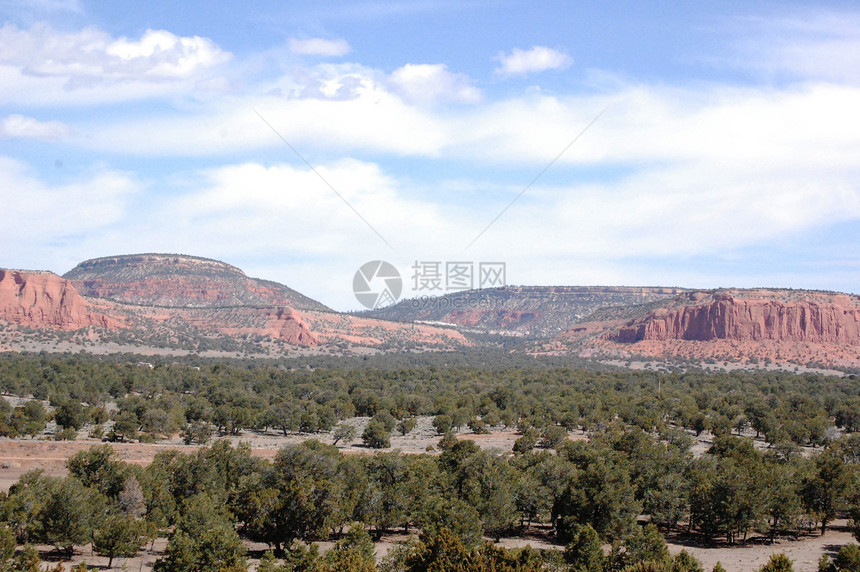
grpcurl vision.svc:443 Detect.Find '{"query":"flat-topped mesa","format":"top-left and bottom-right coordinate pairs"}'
top-left (363, 285), bottom-right (687, 338)
top-left (64, 253), bottom-right (330, 311)
top-left (70, 253), bottom-right (246, 277)
top-left (612, 290), bottom-right (860, 344)
top-left (0, 269), bottom-right (120, 330)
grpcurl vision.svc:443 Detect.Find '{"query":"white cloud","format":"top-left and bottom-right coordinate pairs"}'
top-left (5, 15), bottom-right (860, 305)
top-left (727, 12), bottom-right (860, 83)
top-left (79, 80), bottom-right (452, 157)
top-left (288, 37), bottom-right (351, 57)
top-left (0, 114), bottom-right (68, 139)
top-left (495, 46), bottom-right (572, 76)
top-left (138, 158), bottom-right (471, 307)
top-left (0, 156), bottom-right (138, 271)
top-left (0, 23), bottom-right (231, 104)
top-left (389, 63), bottom-right (481, 104)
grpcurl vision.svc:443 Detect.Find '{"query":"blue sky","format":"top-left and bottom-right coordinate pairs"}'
top-left (2, 0), bottom-right (860, 310)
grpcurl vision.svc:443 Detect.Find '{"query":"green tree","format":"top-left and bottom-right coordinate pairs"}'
top-left (11, 401), bottom-right (47, 437)
top-left (834, 545), bottom-right (860, 572)
top-left (324, 523), bottom-right (376, 572)
top-left (433, 414), bottom-right (453, 435)
top-left (0, 527), bottom-right (15, 564)
top-left (758, 553), bottom-right (794, 572)
top-left (672, 550), bottom-right (704, 572)
top-left (7, 473), bottom-right (106, 556)
top-left (556, 456), bottom-right (640, 541)
top-left (540, 425), bottom-right (568, 449)
top-left (92, 512), bottom-right (149, 568)
top-left (54, 401), bottom-right (86, 431)
top-left (112, 410), bottom-right (140, 442)
top-left (363, 452), bottom-right (410, 533)
top-left (563, 523), bottom-right (605, 572)
top-left (258, 442), bottom-right (347, 548)
top-left (398, 417), bottom-right (417, 436)
top-left (154, 493), bottom-right (246, 572)
top-left (67, 444), bottom-right (129, 498)
top-left (332, 423), bottom-right (357, 446)
top-left (623, 524), bottom-right (672, 571)
top-left (512, 427), bottom-right (540, 454)
top-left (801, 451), bottom-right (852, 535)
top-left (363, 418), bottom-right (391, 449)
top-left (403, 527), bottom-right (470, 572)
top-left (182, 420), bottom-right (212, 445)
top-left (416, 496), bottom-right (483, 549)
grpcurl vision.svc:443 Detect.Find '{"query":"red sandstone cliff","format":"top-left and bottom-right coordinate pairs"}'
top-left (178, 306), bottom-right (319, 346)
top-left (534, 289), bottom-right (860, 368)
top-left (0, 269), bottom-right (121, 330)
top-left (611, 291), bottom-right (860, 344)
top-left (0, 264), bottom-right (468, 352)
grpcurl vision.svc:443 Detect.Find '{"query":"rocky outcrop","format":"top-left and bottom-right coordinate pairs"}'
top-left (179, 306), bottom-right (319, 346)
top-left (64, 254), bottom-right (330, 312)
top-left (611, 290), bottom-right (860, 344)
top-left (0, 269), bottom-right (121, 330)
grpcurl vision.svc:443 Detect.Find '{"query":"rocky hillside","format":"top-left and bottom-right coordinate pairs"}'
top-left (0, 259), bottom-right (468, 355)
top-left (546, 289), bottom-right (860, 368)
top-left (362, 286), bottom-right (687, 338)
top-left (64, 254), bottom-right (330, 312)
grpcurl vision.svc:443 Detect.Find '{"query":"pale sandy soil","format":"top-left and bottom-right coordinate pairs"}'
top-left (602, 359), bottom-right (848, 377)
top-left (666, 522), bottom-right (857, 572)
top-left (25, 525), bottom-right (859, 571)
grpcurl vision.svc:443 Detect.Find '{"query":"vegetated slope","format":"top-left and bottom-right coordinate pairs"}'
top-left (0, 262), bottom-right (468, 355)
top-left (547, 288), bottom-right (860, 368)
top-left (361, 285), bottom-right (687, 338)
top-left (64, 253), bottom-right (331, 312)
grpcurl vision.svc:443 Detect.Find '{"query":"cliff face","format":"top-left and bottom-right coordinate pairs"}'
top-left (64, 254), bottom-right (330, 312)
top-left (611, 291), bottom-right (860, 344)
top-left (0, 269), bottom-right (121, 330)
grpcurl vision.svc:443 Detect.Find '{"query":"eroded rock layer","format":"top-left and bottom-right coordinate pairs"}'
top-left (612, 291), bottom-right (860, 344)
top-left (0, 269), bottom-right (121, 330)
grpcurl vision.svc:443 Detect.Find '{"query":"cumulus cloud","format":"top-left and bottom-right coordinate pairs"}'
top-left (0, 23), bottom-right (231, 102)
top-left (389, 63), bottom-right (481, 104)
top-left (288, 37), bottom-right (351, 57)
top-left (0, 114), bottom-right (68, 139)
top-left (495, 46), bottom-right (572, 76)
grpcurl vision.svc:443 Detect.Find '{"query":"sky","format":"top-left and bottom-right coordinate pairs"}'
top-left (2, 0), bottom-right (860, 311)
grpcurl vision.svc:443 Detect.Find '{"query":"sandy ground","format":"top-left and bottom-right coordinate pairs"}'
top-left (0, 416), bottom-right (538, 492)
top-left (21, 523), bottom-right (859, 571)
